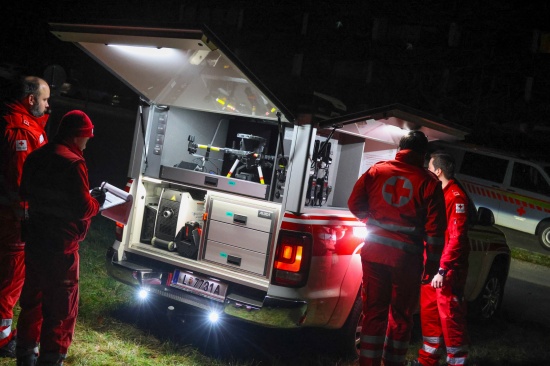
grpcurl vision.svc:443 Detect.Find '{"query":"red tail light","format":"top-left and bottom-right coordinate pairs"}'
top-left (272, 231), bottom-right (312, 287)
top-left (115, 222), bottom-right (125, 241)
top-left (114, 179), bottom-right (133, 241)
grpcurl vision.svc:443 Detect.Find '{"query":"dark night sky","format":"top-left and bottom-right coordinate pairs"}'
top-left (2, 1), bottom-right (550, 158)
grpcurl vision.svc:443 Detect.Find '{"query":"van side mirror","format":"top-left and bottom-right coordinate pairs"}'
top-left (477, 207), bottom-right (495, 226)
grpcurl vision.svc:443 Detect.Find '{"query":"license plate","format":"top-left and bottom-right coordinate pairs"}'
top-left (170, 269), bottom-right (227, 303)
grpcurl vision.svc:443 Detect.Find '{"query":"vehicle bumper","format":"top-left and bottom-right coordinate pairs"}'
top-left (105, 248), bottom-right (307, 328)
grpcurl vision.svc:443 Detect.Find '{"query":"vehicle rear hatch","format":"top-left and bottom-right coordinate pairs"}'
top-left (48, 23), bottom-right (294, 123)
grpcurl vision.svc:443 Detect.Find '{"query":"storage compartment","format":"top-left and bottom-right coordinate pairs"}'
top-left (209, 198), bottom-right (275, 233)
top-left (202, 194), bottom-right (280, 276)
top-left (204, 240), bottom-right (269, 275)
top-left (175, 221), bottom-right (202, 259)
top-left (207, 221), bottom-right (271, 253)
top-left (151, 188), bottom-right (204, 252)
top-left (139, 203), bottom-right (158, 244)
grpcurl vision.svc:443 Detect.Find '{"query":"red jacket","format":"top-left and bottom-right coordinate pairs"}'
top-left (348, 149), bottom-right (447, 272)
top-left (440, 179), bottom-right (470, 271)
top-left (0, 101), bottom-right (48, 215)
top-left (19, 138), bottom-right (100, 254)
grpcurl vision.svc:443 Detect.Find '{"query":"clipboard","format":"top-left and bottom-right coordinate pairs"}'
top-left (92, 182), bottom-right (133, 225)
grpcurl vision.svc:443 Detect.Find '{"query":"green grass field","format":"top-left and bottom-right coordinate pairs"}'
top-left (1, 216), bottom-right (550, 365)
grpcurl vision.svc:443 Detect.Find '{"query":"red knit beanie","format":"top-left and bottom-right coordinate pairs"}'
top-left (57, 110), bottom-right (94, 138)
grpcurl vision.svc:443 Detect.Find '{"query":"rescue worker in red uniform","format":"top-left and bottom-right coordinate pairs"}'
top-left (0, 76), bottom-right (50, 358)
top-left (348, 131), bottom-right (447, 366)
top-left (414, 152), bottom-right (470, 366)
top-left (16, 110), bottom-right (106, 366)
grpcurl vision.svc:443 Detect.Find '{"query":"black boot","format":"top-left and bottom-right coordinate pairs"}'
top-left (16, 352), bottom-right (38, 366)
top-left (36, 352), bottom-right (66, 366)
top-left (0, 337), bottom-right (16, 358)
top-left (15, 344), bottom-right (38, 366)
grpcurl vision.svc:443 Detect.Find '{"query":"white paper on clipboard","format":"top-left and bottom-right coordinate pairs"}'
top-left (93, 182), bottom-right (133, 225)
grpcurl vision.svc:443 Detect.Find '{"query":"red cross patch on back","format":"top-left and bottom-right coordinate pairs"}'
top-left (382, 176), bottom-right (413, 207)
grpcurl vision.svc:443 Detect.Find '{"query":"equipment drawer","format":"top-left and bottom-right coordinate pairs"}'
top-left (209, 198), bottom-right (275, 233)
top-left (203, 240), bottom-right (267, 276)
top-left (207, 220), bottom-right (271, 254)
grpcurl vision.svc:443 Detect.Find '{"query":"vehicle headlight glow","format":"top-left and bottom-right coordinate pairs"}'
top-left (208, 311), bottom-right (221, 324)
top-left (138, 288), bottom-right (149, 300)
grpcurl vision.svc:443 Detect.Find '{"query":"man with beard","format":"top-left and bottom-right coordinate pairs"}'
top-left (0, 76), bottom-right (50, 358)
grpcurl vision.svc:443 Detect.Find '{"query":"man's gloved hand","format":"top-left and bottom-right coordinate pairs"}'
top-left (91, 187), bottom-right (106, 206)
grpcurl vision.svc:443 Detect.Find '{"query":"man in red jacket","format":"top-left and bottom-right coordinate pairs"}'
top-left (16, 110), bottom-right (105, 366)
top-left (0, 76), bottom-right (50, 358)
top-left (348, 131), bottom-right (447, 366)
top-left (414, 152), bottom-right (470, 366)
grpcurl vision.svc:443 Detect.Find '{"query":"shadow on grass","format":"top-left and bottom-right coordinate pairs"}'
top-left (110, 298), bottom-right (357, 366)
top-left (408, 311), bottom-right (550, 366)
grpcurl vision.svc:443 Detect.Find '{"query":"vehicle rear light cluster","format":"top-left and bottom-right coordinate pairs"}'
top-left (114, 178), bottom-right (133, 241)
top-left (272, 231), bottom-right (312, 287)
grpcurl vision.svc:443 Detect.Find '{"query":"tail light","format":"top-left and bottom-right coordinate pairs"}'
top-left (115, 222), bottom-right (125, 241)
top-left (272, 231), bottom-right (312, 287)
top-left (114, 178), bottom-right (133, 241)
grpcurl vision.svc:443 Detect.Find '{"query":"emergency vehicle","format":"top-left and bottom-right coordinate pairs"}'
top-left (431, 141), bottom-right (550, 251)
top-left (49, 23), bottom-right (511, 356)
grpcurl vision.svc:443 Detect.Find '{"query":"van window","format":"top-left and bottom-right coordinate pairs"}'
top-left (511, 162), bottom-right (550, 195)
top-left (459, 152), bottom-right (508, 183)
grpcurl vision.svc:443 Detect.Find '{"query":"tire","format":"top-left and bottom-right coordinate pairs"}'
top-left (333, 290), bottom-right (363, 359)
top-left (469, 264), bottom-right (505, 320)
top-left (537, 221), bottom-right (550, 251)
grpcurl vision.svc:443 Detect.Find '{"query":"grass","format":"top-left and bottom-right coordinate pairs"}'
top-left (510, 247), bottom-right (550, 267)
top-left (1, 217), bottom-right (550, 365)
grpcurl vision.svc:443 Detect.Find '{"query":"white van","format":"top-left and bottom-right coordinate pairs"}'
top-left (49, 23), bottom-right (512, 356)
top-left (431, 141), bottom-right (550, 251)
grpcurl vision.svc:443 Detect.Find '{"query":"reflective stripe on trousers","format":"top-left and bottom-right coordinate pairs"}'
top-left (360, 260), bottom-right (422, 366)
top-left (0, 319), bottom-right (12, 340)
top-left (419, 281), bottom-right (469, 366)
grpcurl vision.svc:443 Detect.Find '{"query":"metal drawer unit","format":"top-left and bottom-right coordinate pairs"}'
top-left (203, 194), bottom-right (279, 276)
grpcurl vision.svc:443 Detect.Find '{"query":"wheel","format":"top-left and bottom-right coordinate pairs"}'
top-left (537, 221), bottom-right (550, 251)
top-left (333, 290), bottom-right (363, 358)
top-left (469, 264), bottom-right (505, 320)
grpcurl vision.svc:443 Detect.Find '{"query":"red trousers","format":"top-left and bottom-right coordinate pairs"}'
top-left (419, 270), bottom-right (469, 366)
top-left (359, 259), bottom-right (423, 366)
top-left (0, 209), bottom-right (25, 348)
top-left (17, 251), bottom-right (79, 356)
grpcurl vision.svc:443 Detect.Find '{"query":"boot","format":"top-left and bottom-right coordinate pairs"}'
top-left (16, 352), bottom-right (38, 366)
top-left (0, 337), bottom-right (16, 358)
top-left (15, 344), bottom-right (38, 366)
top-left (36, 352), bottom-right (66, 366)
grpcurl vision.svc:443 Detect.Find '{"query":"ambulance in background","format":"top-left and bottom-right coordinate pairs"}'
top-left (49, 22), bottom-right (511, 356)
top-left (431, 141), bottom-right (550, 251)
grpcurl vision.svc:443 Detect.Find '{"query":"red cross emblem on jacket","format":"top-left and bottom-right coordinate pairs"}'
top-left (382, 176), bottom-right (413, 207)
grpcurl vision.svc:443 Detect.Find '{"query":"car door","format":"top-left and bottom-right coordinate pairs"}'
top-left (502, 160), bottom-right (550, 234)
top-left (455, 150), bottom-right (509, 224)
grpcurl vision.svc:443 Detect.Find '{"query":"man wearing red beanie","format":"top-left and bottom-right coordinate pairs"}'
top-left (16, 110), bottom-right (105, 366)
top-left (0, 76), bottom-right (50, 359)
